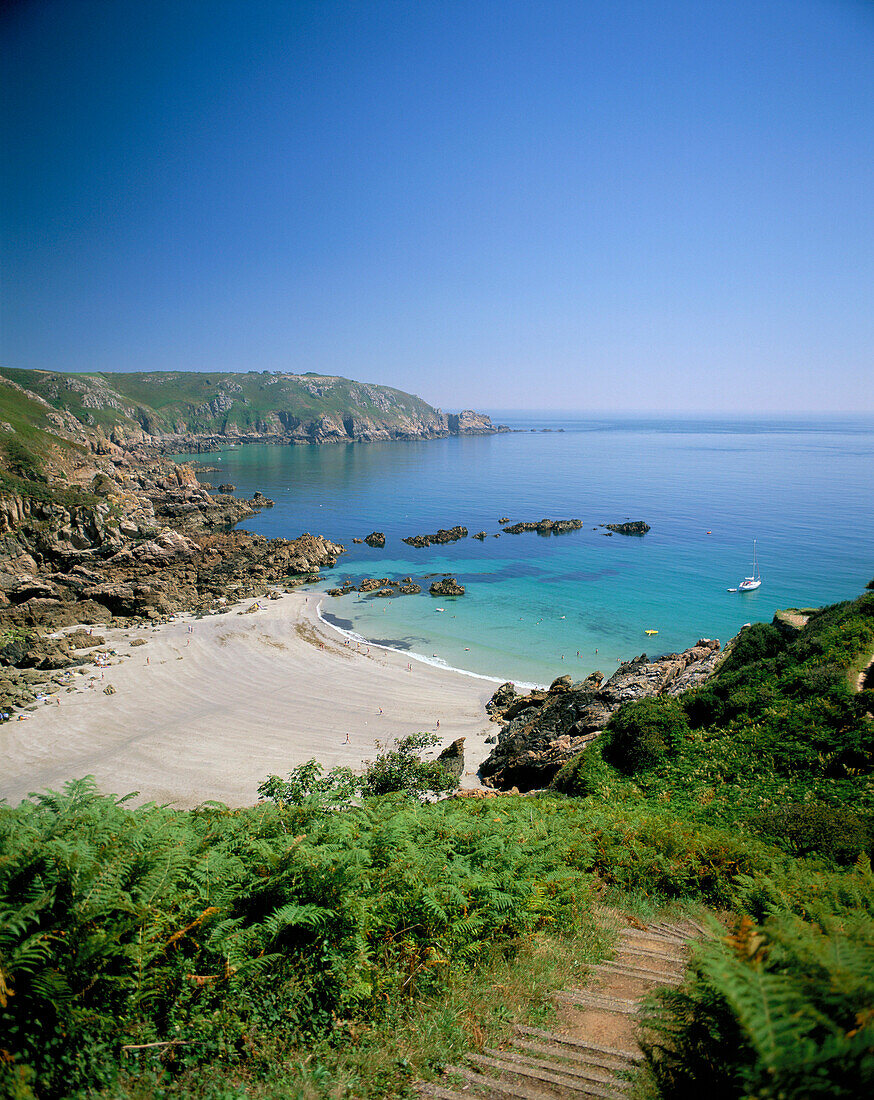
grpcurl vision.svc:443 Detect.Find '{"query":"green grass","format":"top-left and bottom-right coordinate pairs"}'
top-left (0, 368), bottom-right (442, 440)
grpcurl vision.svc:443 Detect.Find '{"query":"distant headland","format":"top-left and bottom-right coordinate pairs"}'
top-left (0, 367), bottom-right (508, 452)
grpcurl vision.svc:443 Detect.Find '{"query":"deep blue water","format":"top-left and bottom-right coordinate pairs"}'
top-left (178, 415), bottom-right (874, 686)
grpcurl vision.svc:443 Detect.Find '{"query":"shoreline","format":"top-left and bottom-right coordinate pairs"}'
top-left (0, 591), bottom-right (499, 810)
top-left (315, 596), bottom-right (545, 692)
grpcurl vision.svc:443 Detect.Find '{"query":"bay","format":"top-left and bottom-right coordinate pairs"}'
top-left (179, 414), bottom-right (874, 687)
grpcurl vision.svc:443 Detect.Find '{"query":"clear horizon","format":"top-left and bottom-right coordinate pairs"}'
top-left (2, 1), bottom-right (873, 413)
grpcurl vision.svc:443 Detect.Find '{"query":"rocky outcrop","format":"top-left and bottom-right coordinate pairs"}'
top-left (446, 410), bottom-right (508, 436)
top-left (403, 526), bottom-right (468, 549)
top-left (480, 639), bottom-right (722, 790)
top-left (502, 519), bottom-right (583, 535)
top-left (436, 738), bottom-right (465, 779)
top-left (604, 521), bottom-right (650, 535)
top-left (363, 532), bottom-right (385, 548)
top-left (429, 577), bottom-right (465, 597)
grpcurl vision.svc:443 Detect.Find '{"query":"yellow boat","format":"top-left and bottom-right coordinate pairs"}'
top-left (645, 629), bottom-right (659, 635)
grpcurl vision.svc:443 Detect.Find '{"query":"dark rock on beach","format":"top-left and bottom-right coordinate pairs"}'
top-left (480, 639), bottom-right (721, 791)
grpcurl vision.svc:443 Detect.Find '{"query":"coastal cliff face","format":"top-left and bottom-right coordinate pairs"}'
top-left (0, 368), bottom-right (508, 450)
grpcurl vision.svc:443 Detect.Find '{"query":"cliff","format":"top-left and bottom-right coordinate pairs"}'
top-left (0, 368), bottom-right (508, 450)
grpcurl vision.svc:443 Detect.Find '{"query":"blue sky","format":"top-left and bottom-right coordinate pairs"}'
top-left (2, 0), bottom-right (872, 412)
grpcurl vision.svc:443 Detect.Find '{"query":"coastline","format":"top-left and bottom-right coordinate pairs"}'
top-left (0, 591), bottom-right (498, 809)
top-left (316, 597), bottom-right (545, 692)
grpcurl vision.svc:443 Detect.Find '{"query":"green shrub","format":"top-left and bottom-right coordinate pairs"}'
top-left (550, 745), bottom-right (612, 796)
top-left (749, 802), bottom-right (870, 865)
top-left (603, 696), bottom-right (690, 774)
top-left (638, 910), bottom-right (874, 1099)
top-left (720, 621), bottom-right (786, 675)
top-left (361, 733), bottom-right (459, 798)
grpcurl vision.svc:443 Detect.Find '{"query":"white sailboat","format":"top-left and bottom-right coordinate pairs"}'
top-left (731, 540), bottom-right (762, 592)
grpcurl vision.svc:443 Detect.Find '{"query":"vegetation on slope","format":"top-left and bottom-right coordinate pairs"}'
top-left (1, 590), bottom-right (873, 1098)
top-left (0, 368), bottom-right (444, 439)
top-left (0, 377), bottom-right (97, 510)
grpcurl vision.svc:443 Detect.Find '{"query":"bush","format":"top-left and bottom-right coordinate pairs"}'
top-left (719, 621), bottom-right (786, 675)
top-left (637, 910), bottom-right (874, 1099)
top-left (749, 802), bottom-right (870, 865)
top-left (603, 697), bottom-right (690, 774)
top-left (551, 744), bottom-right (615, 797)
top-left (258, 734), bottom-right (459, 808)
top-left (361, 733), bottom-right (459, 798)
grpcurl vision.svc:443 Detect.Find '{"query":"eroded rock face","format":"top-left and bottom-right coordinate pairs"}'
top-left (429, 577), bottom-right (465, 597)
top-left (480, 639), bottom-right (721, 791)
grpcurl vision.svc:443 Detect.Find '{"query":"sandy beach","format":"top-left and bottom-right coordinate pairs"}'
top-left (0, 593), bottom-right (500, 808)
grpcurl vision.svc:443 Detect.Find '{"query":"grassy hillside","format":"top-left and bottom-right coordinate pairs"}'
top-left (0, 368), bottom-right (444, 438)
top-left (0, 375), bottom-right (97, 508)
top-left (1, 589), bottom-right (872, 1098)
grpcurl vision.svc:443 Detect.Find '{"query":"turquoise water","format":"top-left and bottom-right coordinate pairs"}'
top-left (179, 415), bottom-right (874, 686)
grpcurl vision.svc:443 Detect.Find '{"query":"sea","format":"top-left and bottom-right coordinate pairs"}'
top-left (178, 414), bottom-right (874, 688)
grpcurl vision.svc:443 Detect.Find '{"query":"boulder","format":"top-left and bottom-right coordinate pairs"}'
top-left (436, 738), bottom-right (465, 779)
top-left (502, 519), bottom-right (583, 535)
top-left (429, 577), bottom-right (465, 597)
top-left (604, 521), bottom-right (650, 535)
top-left (364, 531), bottom-right (386, 548)
top-left (403, 526), bottom-right (468, 548)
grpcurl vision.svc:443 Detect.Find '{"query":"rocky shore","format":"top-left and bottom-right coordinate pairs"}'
top-left (0, 435), bottom-right (344, 711)
top-left (480, 639), bottom-right (722, 790)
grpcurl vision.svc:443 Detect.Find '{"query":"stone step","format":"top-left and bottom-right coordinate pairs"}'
top-left (483, 1047), bottom-right (629, 1090)
top-left (591, 961), bottom-right (683, 985)
top-left (645, 920), bottom-right (700, 940)
top-left (556, 990), bottom-right (639, 1015)
top-left (619, 927), bottom-right (691, 949)
top-left (443, 1062), bottom-right (571, 1100)
top-left (468, 1052), bottom-right (623, 1098)
top-left (613, 944), bottom-right (687, 966)
top-left (509, 1037), bottom-right (638, 1075)
top-left (512, 1025), bottom-right (642, 1063)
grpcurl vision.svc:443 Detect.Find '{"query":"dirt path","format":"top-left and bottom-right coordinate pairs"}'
top-left (418, 914), bottom-right (706, 1099)
top-left (856, 652), bottom-right (874, 693)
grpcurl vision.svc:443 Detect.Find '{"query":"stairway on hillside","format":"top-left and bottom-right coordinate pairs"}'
top-left (417, 916), bottom-right (706, 1100)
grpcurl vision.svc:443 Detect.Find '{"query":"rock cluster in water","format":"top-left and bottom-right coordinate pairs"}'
top-left (480, 639), bottom-right (721, 791)
top-left (429, 576), bottom-right (465, 597)
top-left (501, 518), bottom-right (583, 535)
top-left (604, 521), bottom-right (651, 535)
top-left (402, 526), bottom-right (468, 548)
